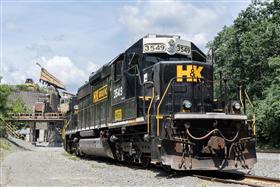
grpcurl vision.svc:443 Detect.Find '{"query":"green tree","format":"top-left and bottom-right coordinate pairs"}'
top-left (209, 0), bottom-right (280, 148)
top-left (0, 85), bottom-right (11, 136)
top-left (0, 85), bottom-right (11, 118)
top-left (9, 98), bottom-right (30, 114)
top-left (255, 57), bottom-right (280, 148)
top-left (210, 0), bottom-right (280, 98)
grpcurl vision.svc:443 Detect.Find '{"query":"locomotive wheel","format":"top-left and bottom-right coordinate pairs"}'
top-left (75, 147), bottom-right (81, 157)
top-left (124, 153), bottom-right (133, 166)
top-left (162, 165), bottom-right (172, 172)
top-left (140, 155), bottom-right (150, 168)
top-left (75, 149), bottom-right (85, 158)
top-left (74, 144), bottom-right (84, 157)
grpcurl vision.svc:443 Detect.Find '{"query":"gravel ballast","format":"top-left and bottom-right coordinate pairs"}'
top-left (0, 140), bottom-right (279, 186)
top-left (250, 153), bottom-right (280, 178)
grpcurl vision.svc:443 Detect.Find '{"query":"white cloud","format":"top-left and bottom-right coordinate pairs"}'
top-left (2, 56), bottom-right (99, 93)
top-left (38, 56), bottom-right (99, 91)
top-left (118, 1), bottom-right (246, 51)
top-left (2, 63), bottom-right (28, 84)
top-left (192, 33), bottom-right (209, 47)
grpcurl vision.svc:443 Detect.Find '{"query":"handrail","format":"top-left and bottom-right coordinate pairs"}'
top-left (156, 76), bottom-right (208, 136)
top-left (0, 117), bottom-right (24, 139)
top-left (244, 90), bottom-right (254, 108)
top-left (156, 77), bottom-right (177, 136)
top-left (147, 85), bottom-right (154, 134)
top-left (9, 112), bottom-right (63, 116)
top-left (239, 86), bottom-right (244, 108)
top-left (244, 89), bottom-right (256, 136)
top-left (6, 125), bottom-right (19, 138)
top-left (154, 74), bottom-right (251, 137)
top-left (8, 112), bottom-right (65, 120)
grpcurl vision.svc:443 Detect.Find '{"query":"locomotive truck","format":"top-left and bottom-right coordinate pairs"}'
top-left (64, 34), bottom-right (257, 170)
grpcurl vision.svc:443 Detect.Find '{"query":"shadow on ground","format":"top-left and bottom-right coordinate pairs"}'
top-left (72, 153), bottom-right (246, 181)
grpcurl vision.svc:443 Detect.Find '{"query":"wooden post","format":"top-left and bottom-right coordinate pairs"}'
top-left (32, 122), bottom-right (36, 144)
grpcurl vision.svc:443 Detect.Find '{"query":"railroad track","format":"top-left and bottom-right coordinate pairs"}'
top-left (256, 150), bottom-right (280, 154)
top-left (194, 171), bottom-right (280, 187)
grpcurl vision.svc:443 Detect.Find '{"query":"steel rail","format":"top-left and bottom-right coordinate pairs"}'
top-left (256, 150), bottom-right (280, 154)
top-left (244, 174), bottom-right (280, 185)
top-left (194, 172), bottom-right (280, 187)
top-left (194, 174), bottom-right (264, 187)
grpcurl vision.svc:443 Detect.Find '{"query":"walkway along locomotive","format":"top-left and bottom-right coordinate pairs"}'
top-left (64, 34), bottom-right (257, 170)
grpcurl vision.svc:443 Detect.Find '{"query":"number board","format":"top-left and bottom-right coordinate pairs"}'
top-left (93, 85), bottom-right (108, 103)
top-left (113, 86), bottom-right (123, 99)
top-left (143, 37), bottom-right (192, 56)
top-left (143, 43), bottom-right (166, 53)
top-left (114, 109), bottom-right (122, 121)
top-left (176, 44), bottom-right (191, 56)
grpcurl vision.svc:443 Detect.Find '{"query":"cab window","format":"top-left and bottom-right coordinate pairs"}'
top-left (114, 60), bottom-right (122, 81)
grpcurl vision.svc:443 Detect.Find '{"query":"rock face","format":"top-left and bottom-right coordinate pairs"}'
top-left (47, 123), bottom-right (63, 147)
top-left (9, 91), bottom-right (47, 111)
top-left (9, 90), bottom-right (60, 112)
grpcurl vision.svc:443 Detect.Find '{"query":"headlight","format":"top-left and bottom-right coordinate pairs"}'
top-left (233, 102), bottom-right (241, 110)
top-left (183, 100), bottom-right (192, 110)
top-left (74, 105), bottom-right (79, 110)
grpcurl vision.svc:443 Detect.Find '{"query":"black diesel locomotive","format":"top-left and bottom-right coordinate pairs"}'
top-left (64, 34), bottom-right (257, 170)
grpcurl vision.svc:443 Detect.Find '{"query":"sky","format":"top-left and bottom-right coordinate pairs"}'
top-left (1, 0), bottom-right (251, 93)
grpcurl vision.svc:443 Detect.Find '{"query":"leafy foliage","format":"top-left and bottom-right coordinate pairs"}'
top-left (0, 85), bottom-right (11, 136)
top-left (0, 84), bottom-right (32, 117)
top-left (9, 98), bottom-right (31, 114)
top-left (255, 57), bottom-right (280, 148)
top-left (15, 84), bottom-right (43, 92)
top-left (210, 0), bottom-right (280, 148)
top-left (0, 85), bottom-right (11, 118)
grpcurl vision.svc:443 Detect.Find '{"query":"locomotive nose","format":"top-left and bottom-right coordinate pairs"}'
top-left (153, 61), bottom-right (213, 114)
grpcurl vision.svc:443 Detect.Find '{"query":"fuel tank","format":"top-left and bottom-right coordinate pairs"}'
top-left (79, 138), bottom-right (114, 158)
